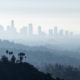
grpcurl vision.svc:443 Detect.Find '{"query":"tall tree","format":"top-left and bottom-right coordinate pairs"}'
top-left (18, 52), bottom-right (25, 63)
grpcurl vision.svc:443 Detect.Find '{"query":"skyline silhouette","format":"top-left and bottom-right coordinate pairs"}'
top-left (0, 20), bottom-right (79, 48)
top-left (0, 20), bottom-right (74, 36)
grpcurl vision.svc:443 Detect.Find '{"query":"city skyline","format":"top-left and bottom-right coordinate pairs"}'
top-left (0, 0), bottom-right (79, 34)
top-left (0, 20), bottom-right (76, 46)
top-left (0, 20), bottom-right (74, 36)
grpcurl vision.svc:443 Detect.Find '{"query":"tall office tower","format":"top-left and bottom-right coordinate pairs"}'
top-left (8, 20), bottom-right (16, 31)
top-left (0, 25), bottom-right (4, 32)
top-left (38, 26), bottom-right (42, 35)
top-left (7, 20), bottom-right (16, 32)
top-left (49, 29), bottom-right (53, 36)
top-left (6, 20), bottom-right (17, 40)
top-left (0, 25), bottom-right (4, 39)
top-left (38, 26), bottom-right (46, 36)
top-left (28, 24), bottom-right (33, 35)
top-left (65, 30), bottom-right (69, 36)
top-left (59, 29), bottom-right (64, 36)
top-left (54, 27), bottom-right (58, 36)
top-left (11, 20), bottom-right (14, 27)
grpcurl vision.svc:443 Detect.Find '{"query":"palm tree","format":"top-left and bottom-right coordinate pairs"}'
top-left (25, 56), bottom-right (27, 62)
top-left (6, 50), bottom-right (13, 61)
top-left (18, 52), bottom-right (25, 63)
top-left (6, 50), bottom-right (9, 58)
top-left (9, 51), bottom-right (13, 55)
top-left (11, 55), bottom-right (16, 63)
top-left (6, 50), bottom-right (9, 54)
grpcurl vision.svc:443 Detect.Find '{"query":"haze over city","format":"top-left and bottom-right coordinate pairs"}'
top-left (0, 0), bottom-right (79, 34)
top-left (0, 1), bottom-right (79, 80)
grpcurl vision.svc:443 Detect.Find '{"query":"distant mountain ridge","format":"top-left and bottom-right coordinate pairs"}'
top-left (0, 39), bottom-right (79, 69)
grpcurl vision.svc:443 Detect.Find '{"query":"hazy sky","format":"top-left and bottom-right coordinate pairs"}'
top-left (0, 0), bottom-right (80, 34)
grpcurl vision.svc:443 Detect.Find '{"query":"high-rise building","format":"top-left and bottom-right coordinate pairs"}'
top-left (65, 30), bottom-right (69, 36)
top-left (11, 20), bottom-right (14, 27)
top-left (54, 27), bottom-right (58, 35)
top-left (38, 26), bottom-right (42, 35)
top-left (49, 29), bottom-right (53, 35)
top-left (59, 29), bottom-right (64, 36)
top-left (28, 24), bottom-right (33, 35)
top-left (5, 20), bottom-right (17, 40)
top-left (38, 26), bottom-right (46, 36)
top-left (0, 25), bottom-right (5, 39)
top-left (0, 25), bottom-right (4, 32)
top-left (7, 20), bottom-right (16, 32)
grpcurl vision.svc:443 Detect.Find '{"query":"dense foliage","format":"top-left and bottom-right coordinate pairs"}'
top-left (43, 64), bottom-right (80, 80)
top-left (0, 50), bottom-right (63, 80)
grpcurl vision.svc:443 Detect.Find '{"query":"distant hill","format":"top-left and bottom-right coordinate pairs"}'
top-left (0, 39), bottom-right (79, 69)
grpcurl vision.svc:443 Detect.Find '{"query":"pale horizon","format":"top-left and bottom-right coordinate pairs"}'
top-left (0, 0), bottom-right (79, 34)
